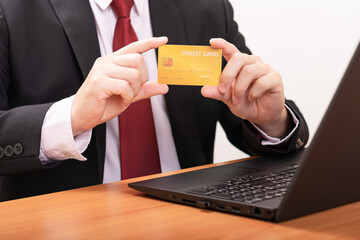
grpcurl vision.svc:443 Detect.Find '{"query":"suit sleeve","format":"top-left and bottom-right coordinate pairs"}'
top-left (0, 3), bottom-right (51, 175)
top-left (219, 0), bottom-right (309, 156)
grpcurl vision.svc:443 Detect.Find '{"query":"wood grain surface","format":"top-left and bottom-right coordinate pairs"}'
top-left (0, 158), bottom-right (359, 240)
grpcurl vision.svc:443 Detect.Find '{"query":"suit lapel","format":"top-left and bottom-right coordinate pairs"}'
top-left (50, 0), bottom-right (105, 180)
top-left (149, 0), bottom-right (208, 168)
top-left (49, 0), bottom-right (101, 79)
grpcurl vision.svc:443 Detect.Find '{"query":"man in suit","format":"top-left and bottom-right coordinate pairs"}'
top-left (0, 0), bottom-right (308, 201)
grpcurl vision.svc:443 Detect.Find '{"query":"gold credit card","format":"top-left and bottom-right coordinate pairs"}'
top-left (158, 45), bottom-right (222, 86)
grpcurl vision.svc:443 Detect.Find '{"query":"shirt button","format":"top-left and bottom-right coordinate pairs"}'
top-left (0, 147), bottom-right (4, 159)
top-left (4, 145), bottom-right (14, 157)
top-left (14, 143), bottom-right (24, 156)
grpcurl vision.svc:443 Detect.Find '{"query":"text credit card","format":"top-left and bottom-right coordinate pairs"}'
top-left (158, 45), bottom-right (222, 86)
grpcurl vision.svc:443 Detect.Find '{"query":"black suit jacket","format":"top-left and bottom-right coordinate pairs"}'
top-left (0, 0), bottom-right (309, 201)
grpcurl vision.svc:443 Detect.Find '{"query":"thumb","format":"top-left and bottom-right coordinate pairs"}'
top-left (209, 38), bottom-right (240, 62)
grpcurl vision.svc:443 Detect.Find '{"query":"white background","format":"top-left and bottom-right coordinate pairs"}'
top-left (214, 0), bottom-right (360, 163)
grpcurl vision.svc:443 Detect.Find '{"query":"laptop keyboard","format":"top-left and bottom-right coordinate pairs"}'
top-left (187, 164), bottom-right (299, 204)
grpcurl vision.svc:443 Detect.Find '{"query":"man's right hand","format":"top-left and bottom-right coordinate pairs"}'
top-left (71, 37), bottom-right (169, 136)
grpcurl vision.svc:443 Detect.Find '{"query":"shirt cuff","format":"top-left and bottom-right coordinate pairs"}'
top-left (39, 96), bottom-right (92, 164)
top-left (250, 105), bottom-right (299, 146)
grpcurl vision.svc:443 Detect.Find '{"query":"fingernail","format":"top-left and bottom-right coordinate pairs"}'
top-left (158, 36), bottom-right (168, 41)
top-left (219, 83), bottom-right (227, 93)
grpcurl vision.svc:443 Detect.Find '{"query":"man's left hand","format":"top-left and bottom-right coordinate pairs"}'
top-left (201, 38), bottom-right (290, 138)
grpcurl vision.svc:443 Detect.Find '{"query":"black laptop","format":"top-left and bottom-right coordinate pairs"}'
top-left (129, 42), bottom-right (360, 222)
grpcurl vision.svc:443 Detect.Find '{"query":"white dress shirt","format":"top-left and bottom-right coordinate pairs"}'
top-left (40, 0), bottom-right (299, 183)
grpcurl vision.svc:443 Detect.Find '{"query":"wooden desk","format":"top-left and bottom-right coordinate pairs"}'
top-left (0, 159), bottom-right (359, 240)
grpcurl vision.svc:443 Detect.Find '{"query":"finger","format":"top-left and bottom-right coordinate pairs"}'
top-left (248, 73), bottom-right (283, 102)
top-left (201, 86), bottom-right (233, 106)
top-left (201, 86), bottom-right (224, 102)
top-left (112, 53), bottom-right (148, 85)
top-left (103, 78), bottom-right (134, 107)
top-left (105, 67), bottom-right (141, 96)
top-left (209, 38), bottom-right (240, 62)
top-left (218, 53), bottom-right (258, 93)
top-left (115, 37), bottom-right (168, 55)
top-left (133, 82), bottom-right (169, 102)
top-left (113, 53), bottom-right (143, 68)
top-left (233, 62), bottom-right (271, 103)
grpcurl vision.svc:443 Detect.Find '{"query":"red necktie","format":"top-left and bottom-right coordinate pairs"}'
top-left (111, 0), bottom-right (161, 180)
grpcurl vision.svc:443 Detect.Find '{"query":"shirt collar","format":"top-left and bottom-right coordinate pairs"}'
top-left (94, 0), bottom-right (143, 15)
